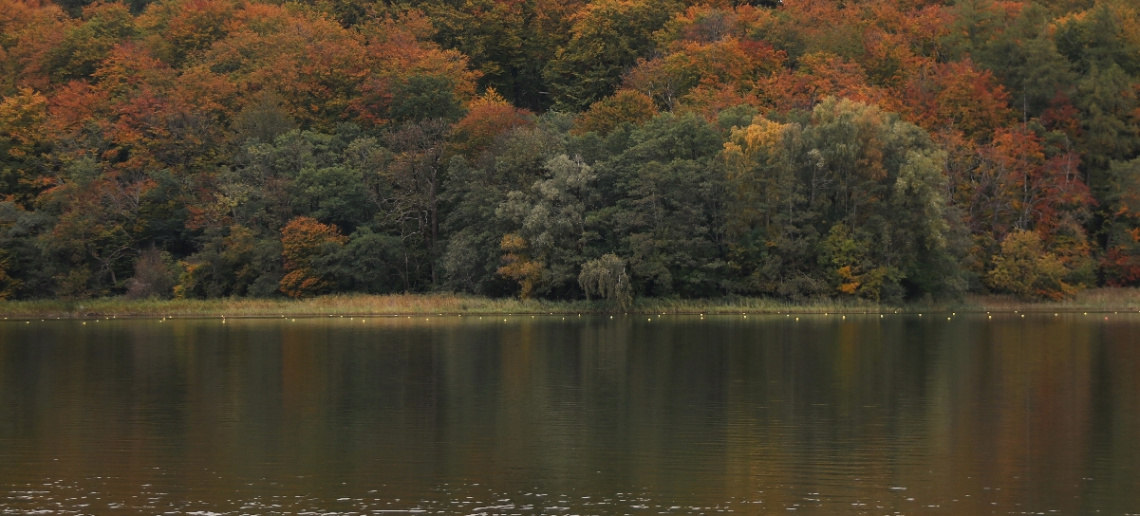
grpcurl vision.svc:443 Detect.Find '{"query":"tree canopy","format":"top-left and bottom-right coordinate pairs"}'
top-left (1, 0), bottom-right (1136, 302)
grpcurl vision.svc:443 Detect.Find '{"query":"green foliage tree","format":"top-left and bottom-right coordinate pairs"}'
top-left (439, 121), bottom-right (565, 295)
top-left (175, 225), bottom-right (283, 298)
top-left (389, 74), bottom-right (466, 124)
top-left (593, 112), bottom-right (727, 297)
top-left (425, 0), bottom-right (572, 111)
top-left (1075, 64), bottom-right (1139, 195)
top-left (1101, 157), bottom-right (1140, 285)
top-left (579, 253), bottom-right (632, 308)
top-left (969, 3), bottom-right (1077, 120)
top-left (0, 202), bottom-right (52, 299)
top-left (497, 154), bottom-right (597, 296)
top-left (723, 98), bottom-right (965, 301)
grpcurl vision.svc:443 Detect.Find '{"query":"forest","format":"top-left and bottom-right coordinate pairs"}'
top-left (0, 0), bottom-right (1138, 304)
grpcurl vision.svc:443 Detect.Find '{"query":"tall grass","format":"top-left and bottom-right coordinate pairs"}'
top-left (3, 288), bottom-right (1140, 318)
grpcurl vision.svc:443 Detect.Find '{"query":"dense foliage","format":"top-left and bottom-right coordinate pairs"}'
top-left (1, 0), bottom-right (1137, 303)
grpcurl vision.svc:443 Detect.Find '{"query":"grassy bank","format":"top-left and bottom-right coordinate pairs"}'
top-left (3, 288), bottom-right (1140, 318)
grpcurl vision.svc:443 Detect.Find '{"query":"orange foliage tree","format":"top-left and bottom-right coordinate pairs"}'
top-left (279, 216), bottom-right (347, 298)
top-left (497, 233), bottom-right (543, 299)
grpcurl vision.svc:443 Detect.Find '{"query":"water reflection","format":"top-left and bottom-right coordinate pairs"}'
top-left (0, 314), bottom-right (1138, 514)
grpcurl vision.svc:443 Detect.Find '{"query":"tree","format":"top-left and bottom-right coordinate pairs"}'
top-left (1101, 157), bottom-right (1140, 286)
top-left (723, 97), bottom-right (966, 301)
top-left (901, 60), bottom-right (1012, 139)
top-left (496, 154), bottom-right (597, 296)
top-left (382, 119), bottom-right (451, 287)
top-left (544, 0), bottom-right (677, 111)
top-left (292, 164), bottom-right (369, 232)
top-left (333, 226), bottom-right (408, 294)
top-left (389, 74), bottom-right (466, 124)
top-left (1053, 2), bottom-right (1140, 76)
top-left (1076, 64), bottom-right (1139, 196)
top-left (970, 3), bottom-right (1077, 121)
top-left (986, 229), bottom-right (1073, 299)
top-left (446, 89), bottom-right (533, 160)
top-left (125, 246), bottom-right (176, 299)
top-left (579, 253), bottom-right (632, 308)
top-left (175, 224), bottom-right (282, 298)
top-left (279, 216), bottom-right (348, 298)
top-left (136, 0), bottom-right (238, 67)
top-left (425, 0), bottom-right (577, 110)
top-left (722, 114), bottom-right (813, 296)
top-left (573, 90), bottom-right (657, 136)
top-left (439, 122), bottom-right (565, 295)
top-left (497, 233), bottom-right (543, 299)
top-left (46, 3), bottom-right (137, 84)
top-left (594, 112), bottom-right (728, 297)
top-left (821, 223), bottom-right (900, 301)
top-left (0, 87), bottom-right (49, 208)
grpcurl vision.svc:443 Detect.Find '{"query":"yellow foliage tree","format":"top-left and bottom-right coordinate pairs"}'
top-left (497, 233), bottom-right (543, 299)
top-left (987, 229), bottom-right (1076, 300)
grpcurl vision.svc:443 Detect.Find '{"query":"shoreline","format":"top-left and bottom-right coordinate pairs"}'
top-left (3, 289), bottom-right (1140, 318)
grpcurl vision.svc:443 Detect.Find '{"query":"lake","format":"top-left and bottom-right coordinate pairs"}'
top-left (1, 313), bottom-right (1138, 514)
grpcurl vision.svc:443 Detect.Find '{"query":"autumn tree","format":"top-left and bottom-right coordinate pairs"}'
top-left (446, 89), bottom-right (533, 160)
top-left (987, 229), bottom-right (1073, 300)
top-left (0, 87), bottom-right (49, 208)
top-left (573, 89), bottom-right (657, 136)
top-left (544, 0), bottom-right (677, 111)
top-left (497, 232), bottom-right (542, 299)
top-left (279, 216), bottom-right (347, 298)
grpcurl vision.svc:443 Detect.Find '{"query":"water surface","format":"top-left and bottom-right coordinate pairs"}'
top-left (1, 313), bottom-right (1138, 514)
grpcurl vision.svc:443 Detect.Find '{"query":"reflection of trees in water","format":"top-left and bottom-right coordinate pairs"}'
top-left (0, 316), bottom-right (1138, 512)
